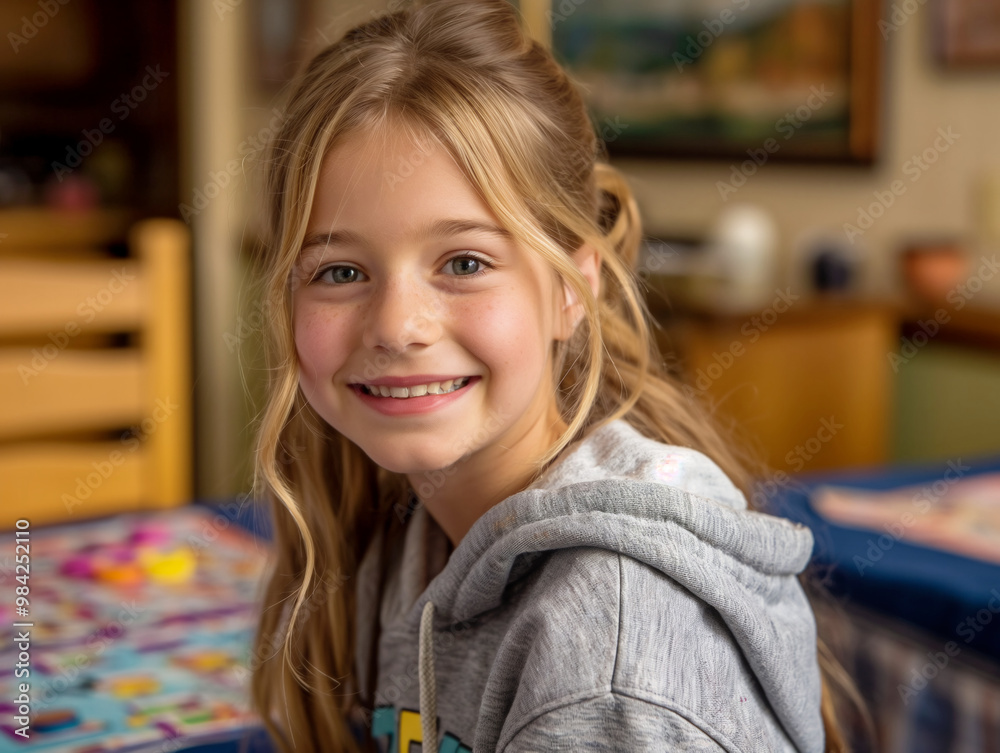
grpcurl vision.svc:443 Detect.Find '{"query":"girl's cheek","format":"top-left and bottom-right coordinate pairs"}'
top-left (294, 305), bottom-right (352, 371)
top-left (454, 291), bottom-right (545, 361)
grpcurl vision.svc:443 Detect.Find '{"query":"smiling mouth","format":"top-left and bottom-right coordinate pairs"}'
top-left (355, 376), bottom-right (472, 398)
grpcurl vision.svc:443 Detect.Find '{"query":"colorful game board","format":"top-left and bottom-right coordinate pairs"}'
top-left (810, 470), bottom-right (1000, 564)
top-left (1, 505), bottom-right (272, 752)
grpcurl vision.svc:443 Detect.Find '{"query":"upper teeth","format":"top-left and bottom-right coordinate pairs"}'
top-left (362, 377), bottom-right (471, 398)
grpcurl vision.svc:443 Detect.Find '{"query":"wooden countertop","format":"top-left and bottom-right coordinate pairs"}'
top-left (647, 292), bottom-right (1000, 351)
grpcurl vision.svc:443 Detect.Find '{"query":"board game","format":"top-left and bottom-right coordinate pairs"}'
top-left (810, 470), bottom-right (1000, 564)
top-left (1, 505), bottom-right (272, 752)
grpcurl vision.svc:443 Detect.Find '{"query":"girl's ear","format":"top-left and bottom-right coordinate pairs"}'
top-left (555, 243), bottom-right (601, 341)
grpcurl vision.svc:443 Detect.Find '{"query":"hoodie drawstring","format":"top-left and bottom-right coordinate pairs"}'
top-left (419, 600), bottom-right (438, 750)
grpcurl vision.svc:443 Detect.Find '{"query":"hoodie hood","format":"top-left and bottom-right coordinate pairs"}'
top-left (355, 418), bottom-right (823, 753)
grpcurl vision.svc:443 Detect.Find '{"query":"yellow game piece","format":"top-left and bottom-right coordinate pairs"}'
top-left (108, 675), bottom-right (160, 698)
top-left (145, 548), bottom-right (196, 584)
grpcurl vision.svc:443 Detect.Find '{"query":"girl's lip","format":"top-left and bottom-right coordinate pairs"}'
top-left (352, 376), bottom-right (479, 416)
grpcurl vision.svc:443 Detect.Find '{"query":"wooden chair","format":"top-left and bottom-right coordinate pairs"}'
top-left (0, 209), bottom-right (192, 528)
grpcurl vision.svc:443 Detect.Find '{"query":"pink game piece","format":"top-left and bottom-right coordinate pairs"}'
top-left (61, 554), bottom-right (96, 579)
top-left (130, 521), bottom-right (172, 546)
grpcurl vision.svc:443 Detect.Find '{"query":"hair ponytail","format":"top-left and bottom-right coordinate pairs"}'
top-left (594, 163), bottom-right (641, 266)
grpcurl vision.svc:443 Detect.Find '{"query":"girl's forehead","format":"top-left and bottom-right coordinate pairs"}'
top-left (309, 127), bottom-right (500, 237)
top-left (322, 120), bottom-right (443, 172)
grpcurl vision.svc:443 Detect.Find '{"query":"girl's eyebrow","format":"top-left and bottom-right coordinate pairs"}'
top-left (299, 218), bottom-right (513, 252)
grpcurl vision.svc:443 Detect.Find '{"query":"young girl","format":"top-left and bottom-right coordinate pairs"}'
top-left (248, 1), bottom-right (856, 750)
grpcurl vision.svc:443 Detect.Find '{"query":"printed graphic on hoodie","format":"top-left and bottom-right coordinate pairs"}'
top-left (372, 706), bottom-right (471, 753)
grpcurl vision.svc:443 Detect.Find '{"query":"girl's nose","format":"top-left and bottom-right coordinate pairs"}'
top-left (361, 278), bottom-right (442, 354)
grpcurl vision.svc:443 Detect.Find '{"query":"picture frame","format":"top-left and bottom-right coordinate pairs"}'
top-left (936, 0), bottom-right (1000, 68)
top-left (522, 0), bottom-right (883, 163)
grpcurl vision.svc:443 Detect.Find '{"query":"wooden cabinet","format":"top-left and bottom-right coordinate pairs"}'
top-left (655, 301), bottom-right (898, 473)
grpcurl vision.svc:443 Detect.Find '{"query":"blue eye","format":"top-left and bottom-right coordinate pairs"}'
top-left (316, 266), bottom-right (366, 284)
top-left (450, 257), bottom-right (479, 275)
top-left (445, 254), bottom-right (492, 277)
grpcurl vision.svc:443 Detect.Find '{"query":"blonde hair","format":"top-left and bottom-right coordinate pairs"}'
top-left (248, 1), bottom-right (867, 750)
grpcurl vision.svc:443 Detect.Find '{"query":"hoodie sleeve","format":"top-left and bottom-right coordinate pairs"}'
top-left (502, 692), bottom-right (729, 752)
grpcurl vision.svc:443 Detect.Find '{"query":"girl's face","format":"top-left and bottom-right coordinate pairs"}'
top-left (291, 123), bottom-right (590, 479)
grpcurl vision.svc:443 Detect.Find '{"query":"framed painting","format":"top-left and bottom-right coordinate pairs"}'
top-left (936, 0), bottom-right (1000, 67)
top-left (523, 0), bottom-right (883, 163)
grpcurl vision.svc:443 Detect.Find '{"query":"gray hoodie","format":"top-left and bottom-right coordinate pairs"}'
top-left (353, 418), bottom-right (824, 752)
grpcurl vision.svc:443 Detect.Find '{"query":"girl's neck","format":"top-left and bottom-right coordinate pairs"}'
top-left (409, 409), bottom-right (568, 548)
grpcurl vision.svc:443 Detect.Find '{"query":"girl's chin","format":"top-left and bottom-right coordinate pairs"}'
top-left (363, 449), bottom-right (469, 477)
